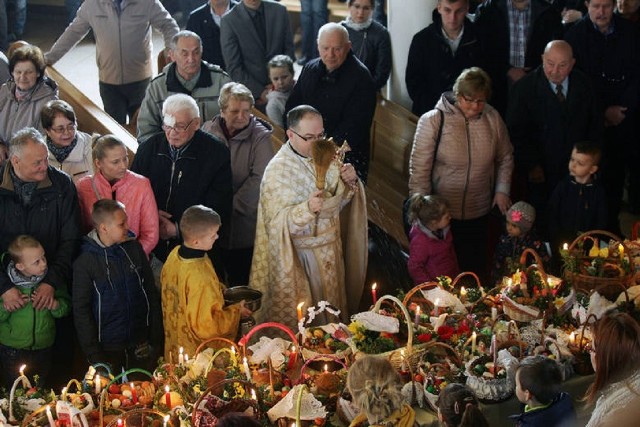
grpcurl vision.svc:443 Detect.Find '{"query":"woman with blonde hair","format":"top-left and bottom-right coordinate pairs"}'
top-left (584, 312), bottom-right (640, 427)
top-left (346, 356), bottom-right (417, 427)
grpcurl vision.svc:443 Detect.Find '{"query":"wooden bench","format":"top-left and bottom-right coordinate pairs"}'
top-left (49, 65), bottom-right (416, 250)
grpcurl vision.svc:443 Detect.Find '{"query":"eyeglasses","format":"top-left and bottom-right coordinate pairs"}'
top-left (460, 95), bottom-right (487, 105)
top-left (49, 123), bottom-right (77, 134)
top-left (162, 119), bottom-right (195, 133)
top-left (290, 129), bottom-right (326, 142)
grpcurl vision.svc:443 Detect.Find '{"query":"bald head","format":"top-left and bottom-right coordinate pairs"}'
top-left (317, 23), bottom-right (351, 72)
top-left (542, 40), bottom-right (575, 85)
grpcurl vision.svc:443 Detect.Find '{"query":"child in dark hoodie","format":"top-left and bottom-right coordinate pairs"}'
top-left (72, 199), bottom-right (162, 372)
top-left (510, 355), bottom-right (576, 427)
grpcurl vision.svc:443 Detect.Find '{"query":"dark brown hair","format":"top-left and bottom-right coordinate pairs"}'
top-left (573, 141), bottom-right (602, 165)
top-left (516, 355), bottom-right (562, 405)
top-left (438, 383), bottom-right (489, 427)
top-left (584, 312), bottom-right (640, 405)
top-left (41, 99), bottom-right (76, 130)
top-left (9, 44), bottom-right (46, 77)
top-left (406, 193), bottom-right (449, 226)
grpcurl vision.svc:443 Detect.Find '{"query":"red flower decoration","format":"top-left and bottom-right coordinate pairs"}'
top-left (457, 322), bottom-right (471, 336)
top-left (437, 325), bottom-right (455, 340)
top-left (510, 210), bottom-right (522, 223)
top-left (417, 333), bottom-right (433, 343)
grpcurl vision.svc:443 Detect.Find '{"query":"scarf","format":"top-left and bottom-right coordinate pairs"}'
top-left (7, 261), bottom-right (47, 289)
top-left (14, 84), bottom-right (37, 102)
top-left (47, 135), bottom-right (78, 163)
top-left (349, 404), bottom-right (416, 427)
top-left (343, 16), bottom-right (373, 31)
top-left (10, 167), bottom-right (38, 207)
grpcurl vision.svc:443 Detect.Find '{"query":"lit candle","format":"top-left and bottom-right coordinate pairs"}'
top-left (61, 386), bottom-right (68, 401)
top-left (287, 346), bottom-right (296, 371)
top-left (460, 286), bottom-right (467, 302)
top-left (164, 386), bottom-right (171, 409)
top-left (491, 334), bottom-right (497, 366)
top-left (251, 389), bottom-right (257, 401)
top-left (619, 244), bottom-right (625, 259)
top-left (414, 306), bottom-right (421, 327)
top-left (297, 302), bottom-right (304, 321)
top-left (184, 354), bottom-right (189, 363)
top-left (130, 383), bottom-right (138, 404)
top-left (46, 406), bottom-right (55, 427)
top-left (19, 364), bottom-right (27, 387)
top-left (434, 299), bottom-right (440, 316)
top-left (491, 307), bottom-right (498, 321)
top-left (95, 374), bottom-right (101, 395)
top-left (163, 415), bottom-right (169, 427)
top-left (371, 283), bottom-right (378, 304)
top-left (570, 331), bottom-right (575, 345)
top-left (243, 357), bottom-right (252, 381)
top-left (178, 347), bottom-right (184, 366)
top-left (117, 419), bottom-right (123, 427)
top-left (324, 364), bottom-right (329, 373)
top-left (562, 243), bottom-right (569, 251)
top-left (471, 332), bottom-right (477, 354)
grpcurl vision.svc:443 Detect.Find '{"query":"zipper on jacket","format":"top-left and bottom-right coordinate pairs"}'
top-left (93, 280), bottom-right (102, 343)
top-left (461, 118), bottom-right (471, 220)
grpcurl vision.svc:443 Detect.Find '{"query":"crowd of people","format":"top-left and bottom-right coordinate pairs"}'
top-left (0, 0), bottom-right (638, 424)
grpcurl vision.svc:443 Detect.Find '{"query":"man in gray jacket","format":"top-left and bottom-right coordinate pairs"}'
top-left (44, 0), bottom-right (179, 125)
top-left (220, 0), bottom-right (295, 104)
top-left (137, 30), bottom-right (231, 142)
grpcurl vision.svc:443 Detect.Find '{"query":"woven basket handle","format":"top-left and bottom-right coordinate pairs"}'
top-left (296, 384), bottom-right (310, 425)
top-left (451, 271), bottom-right (484, 293)
top-left (568, 230), bottom-right (627, 252)
top-left (195, 336), bottom-right (239, 355)
top-left (578, 313), bottom-right (599, 352)
top-left (106, 369), bottom-right (153, 388)
top-left (373, 295), bottom-right (413, 352)
top-left (296, 355), bottom-right (347, 385)
top-left (401, 281), bottom-right (438, 310)
top-left (238, 322), bottom-right (299, 366)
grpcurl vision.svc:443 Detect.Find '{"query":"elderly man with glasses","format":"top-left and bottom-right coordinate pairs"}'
top-left (131, 93), bottom-right (232, 263)
top-left (249, 105), bottom-right (368, 330)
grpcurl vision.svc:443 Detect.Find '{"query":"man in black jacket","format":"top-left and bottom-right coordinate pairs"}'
top-left (475, 0), bottom-right (562, 116)
top-left (131, 93), bottom-right (233, 262)
top-left (507, 40), bottom-right (602, 236)
top-left (405, 0), bottom-right (482, 116)
top-left (565, 0), bottom-right (640, 233)
top-left (285, 22), bottom-right (376, 181)
top-left (0, 127), bottom-right (81, 384)
top-left (186, 0), bottom-right (238, 69)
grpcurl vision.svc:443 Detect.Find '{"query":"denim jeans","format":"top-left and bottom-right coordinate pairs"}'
top-left (6, 0), bottom-right (25, 37)
top-left (300, 0), bottom-right (328, 60)
top-left (99, 78), bottom-right (150, 125)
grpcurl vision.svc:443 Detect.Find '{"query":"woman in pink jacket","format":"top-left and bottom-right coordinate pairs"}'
top-left (76, 135), bottom-right (159, 256)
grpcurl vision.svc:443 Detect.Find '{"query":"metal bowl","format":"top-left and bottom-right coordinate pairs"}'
top-left (223, 286), bottom-right (263, 312)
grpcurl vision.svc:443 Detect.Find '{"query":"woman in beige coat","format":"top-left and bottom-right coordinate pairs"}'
top-left (409, 67), bottom-right (513, 281)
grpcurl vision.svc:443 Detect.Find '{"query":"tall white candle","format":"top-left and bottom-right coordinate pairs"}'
top-left (46, 406), bottom-right (55, 427)
top-left (178, 347), bottom-right (184, 366)
top-left (243, 357), bottom-right (252, 381)
top-left (95, 375), bottom-right (101, 395)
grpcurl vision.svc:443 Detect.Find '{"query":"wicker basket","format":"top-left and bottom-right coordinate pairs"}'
top-left (105, 408), bottom-right (172, 427)
top-left (193, 337), bottom-right (243, 391)
top-left (401, 281), bottom-right (437, 326)
top-left (353, 295), bottom-right (427, 372)
top-left (564, 230), bottom-right (633, 300)
top-left (420, 342), bottom-right (465, 411)
top-left (568, 314), bottom-right (597, 376)
top-left (191, 379), bottom-right (264, 426)
top-left (297, 302), bottom-right (351, 361)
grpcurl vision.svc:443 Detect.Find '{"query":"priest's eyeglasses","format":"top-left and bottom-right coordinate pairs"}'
top-left (290, 129), bottom-right (326, 141)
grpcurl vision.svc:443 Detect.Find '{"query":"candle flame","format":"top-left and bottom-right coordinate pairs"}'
top-left (460, 286), bottom-right (467, 295)
top-left (291, 346), bottom-right (296, 352)
top-left (562, 243), bottom-right (569, 251)
top-left (179, 347), bottom-right (184, 355)
top-left (117, 419), bottom-right (123, 427)
top-left (163, 415), bottom-right (170, 423)
top-left (324, 364), bottom-right (328, 372)
top-left (130, 383), bottom-right (134, 388)
top-left (251, 389), bottom-right (257, 400)
top-left (372, 283), bottom-right (377, 290)
top-left (472, 331), bottom-right (477, 338)
top-left (19, 364), bottom-right (26, 376)
top-left (416, 306), bottom-right (420, 315)
top-left (165, 385), bottom-right (170, 393)
top-left (297, 302), bottom-right (304, 310)
top-left (185, 354), bottom-right (189, 362)
top-left (230, 346), bottom-right (236, 355)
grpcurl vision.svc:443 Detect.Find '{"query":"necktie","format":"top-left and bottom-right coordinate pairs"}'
top-left (556, 84), bottom-right (565, 103)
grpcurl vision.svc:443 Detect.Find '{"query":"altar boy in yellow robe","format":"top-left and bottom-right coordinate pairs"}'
top-left (160, 205), bottom-right (252, 360)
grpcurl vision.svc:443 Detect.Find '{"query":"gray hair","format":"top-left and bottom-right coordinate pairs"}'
top-left (9, 127), bottom-right (47, 158)
top-left (317, 22), bottom-right (349, 44)
top-left (170, 30), bottom-right (203, 51)
top-left (219, 82), bottom-right (254, 111)
top-left (162, 94), bottom-right (200, 119)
